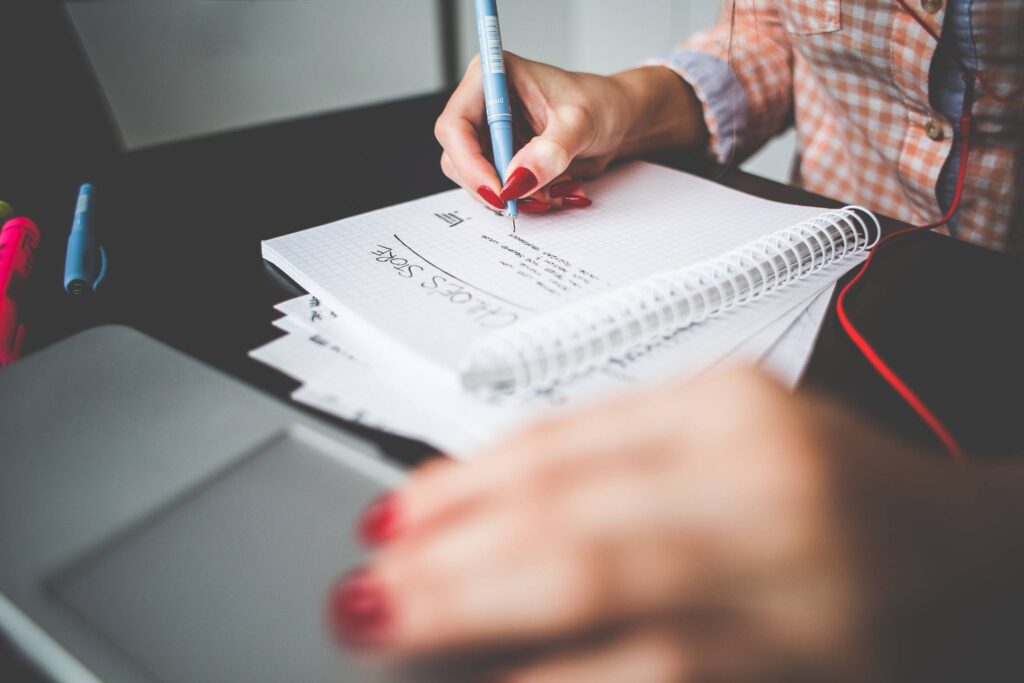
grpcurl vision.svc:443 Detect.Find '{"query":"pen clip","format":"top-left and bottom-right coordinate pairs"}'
top-left (92, 245), bottom-right (108, 290)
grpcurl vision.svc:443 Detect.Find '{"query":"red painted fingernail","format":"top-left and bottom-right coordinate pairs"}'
top-left (518, 197), bottom-right (550, 213)
top-left (561, 194), bottom-right (592, 208)
top-left (328, 568), bottom-right (392, 647)
top-left (358, 493), bottom-right (402, 546)
top-left (499, 167), bottom-right (538, 201)
top-left (549, 178), bottom-right (582, 198)
top-left (477, 186), bottom-right (506, 211)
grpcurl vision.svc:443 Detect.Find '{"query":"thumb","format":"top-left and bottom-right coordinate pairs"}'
top-left (498, 105), bottom-right (594, 201)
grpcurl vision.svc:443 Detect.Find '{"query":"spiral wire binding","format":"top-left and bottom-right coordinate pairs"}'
top-left (461, 206), bottom-right (881, 393)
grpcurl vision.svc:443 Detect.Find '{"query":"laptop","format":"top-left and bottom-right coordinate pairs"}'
top-left (0, 326), bottom-right (434, 682)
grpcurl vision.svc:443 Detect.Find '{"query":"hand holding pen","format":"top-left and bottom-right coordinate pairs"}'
top-left (438, 3), bottom-right (709, 217)
top-left (440, 6), bottom-right (601, 216)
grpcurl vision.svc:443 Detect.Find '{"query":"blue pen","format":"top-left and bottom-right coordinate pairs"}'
top-left (473, 0), bottom-right (517, 226)
top-left (64, 183), bottom-right (108, 295)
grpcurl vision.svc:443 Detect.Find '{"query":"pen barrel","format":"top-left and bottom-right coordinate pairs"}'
top-left (475, 0), bottom-right (511, 123)
top-left (488, 120), bottom-right (515, 186)
top-left (489, 119), bottom-right (518, 217)
top-left (0, 218), bottom-right (41, 364)
top-left (474, 0), bottom-right (517, 216)
top-left (64, 183), bottom-right (100, 293)
top-left (63, 230), bottom-right (98, 291)
top-left (70, 183), bottom-right (94, 235)
top-left (475, 0), bottom-right (515, 193)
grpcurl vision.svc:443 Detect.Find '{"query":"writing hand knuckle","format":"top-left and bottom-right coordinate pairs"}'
top-left (538, 138), bottom-right (571, 173)
top-left (434, 118), bottom-right (452, 145)
top-left (560, 103), bottom-right (589, 127)
top-left (553, 145), bottom-right (572, 171)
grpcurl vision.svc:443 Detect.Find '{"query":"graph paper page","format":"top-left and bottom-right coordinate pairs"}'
top-left (253, 281), bottom-right (833, 457)
top-left (263, 162), bottom-right (831, 374)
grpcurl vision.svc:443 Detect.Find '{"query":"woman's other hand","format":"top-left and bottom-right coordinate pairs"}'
top-left (331, 367), bottom-right (1024, 682)
top-left (435, 53), bottom-right (708, 213)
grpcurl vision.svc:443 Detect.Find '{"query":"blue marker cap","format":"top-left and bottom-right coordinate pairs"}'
top-left (64, 183), bottom-right (108, 295)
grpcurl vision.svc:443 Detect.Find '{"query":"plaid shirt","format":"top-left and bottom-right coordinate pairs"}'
top-left (655, 0), bottom-right (1023, 250)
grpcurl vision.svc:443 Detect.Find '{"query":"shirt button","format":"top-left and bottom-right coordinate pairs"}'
top-left (924, 119), bottom-right (944, 141)
top-left (921, 0), bottom-right (943, 14)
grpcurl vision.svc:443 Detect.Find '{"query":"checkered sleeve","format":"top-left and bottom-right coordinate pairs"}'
top-left (651, 0), bottom-right (794, 162)
top-left (645, 51), bottom-right (749, 164)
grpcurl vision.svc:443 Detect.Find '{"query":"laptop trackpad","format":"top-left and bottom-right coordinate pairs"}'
top-left (49, 427), bottom-right (394, 683)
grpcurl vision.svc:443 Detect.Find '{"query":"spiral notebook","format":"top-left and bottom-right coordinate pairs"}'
top-left (261, 162), bottom-right (876, 448)
top-left (254, 286), bottom-right (834, 455)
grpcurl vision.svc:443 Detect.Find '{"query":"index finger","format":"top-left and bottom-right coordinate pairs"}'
top-left (394, 383), bottom-right (690, 537)
top-left (435, 60), bottom-right (504, 202)
top-left (389, 368), bottom-right (784, 544)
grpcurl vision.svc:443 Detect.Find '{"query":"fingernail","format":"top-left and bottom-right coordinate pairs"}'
top-left (549, 178), bottom-right (582, 198)
top-left (499, 167), bottom-right (538, 201)
top-left (561, 194), bottom-right (592, 208)
top-left (518, 197), bottom-right (550, 213)
top-left (328, 568), bottom-right (392, 647)
top-left (358, 492), bottom-right (402, 546)
top-left (477, 186), bottom-right (506, 211)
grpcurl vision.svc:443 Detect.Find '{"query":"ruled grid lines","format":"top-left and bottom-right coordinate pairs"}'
top-left (262, 162), bottom-right (840, 376)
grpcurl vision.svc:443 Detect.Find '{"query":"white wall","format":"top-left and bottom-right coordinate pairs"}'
top-left (67, 0), bottom-right (794, 181)
top-left (67, 0), bottom-right (446, 149)
top-left (453, 0), bottom-right (794, 183)
top-left (455, 0), bottom-right (718, 75)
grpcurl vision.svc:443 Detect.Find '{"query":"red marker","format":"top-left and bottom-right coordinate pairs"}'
top-left (0, 216), bottom-right (41, 366)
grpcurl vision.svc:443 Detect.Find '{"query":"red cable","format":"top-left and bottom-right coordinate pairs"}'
top-left (834, 64), bottom-right (975, 463)
top-left (831, 2), bottom-right (1017, 462)
top-left (835, 144), bottom-right (969, 463)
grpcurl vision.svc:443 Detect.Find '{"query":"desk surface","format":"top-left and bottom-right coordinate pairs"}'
top-left (3, 89), bottom-right (1024, 463)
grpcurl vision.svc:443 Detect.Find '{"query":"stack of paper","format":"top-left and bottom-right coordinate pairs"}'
top-left (252, 163), bottom-right (842, 458)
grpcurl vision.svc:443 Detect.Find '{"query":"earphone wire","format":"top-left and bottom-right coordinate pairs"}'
top-left (835, 75), bottom-right (972, 463)
top-left (835, 2), bottom-right (997, 463)
top-left (718, 1), bottom-right (1018, 461)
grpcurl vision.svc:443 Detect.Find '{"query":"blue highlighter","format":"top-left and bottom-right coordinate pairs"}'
top-left (64, 183), bottom-right (108, 295)
top-left (473, 0), bottom-right (517, 223)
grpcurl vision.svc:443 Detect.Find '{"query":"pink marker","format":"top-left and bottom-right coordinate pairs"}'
top-left (0, 216), bottom-right (42, 366)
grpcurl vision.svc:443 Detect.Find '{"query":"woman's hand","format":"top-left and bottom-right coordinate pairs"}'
top-left (331, 368), bottom-right (1024, 682)
top-left (435, 53), bottom-right (708, 213)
